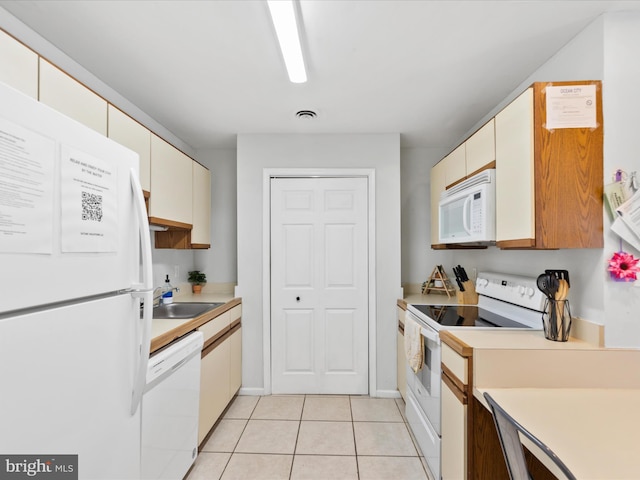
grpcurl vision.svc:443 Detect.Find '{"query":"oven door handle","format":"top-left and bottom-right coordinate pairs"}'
top-left (421, 327), bottom-right (440, 344)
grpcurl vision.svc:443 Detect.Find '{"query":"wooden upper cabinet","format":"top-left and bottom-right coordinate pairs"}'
top-left (430, 160), bottom-right (447, 246)
top-left (0, 30), bottom-right (37, 98)
top-left (149, 134), bottom-right (193, 228)
top-left (191, 161), bottom-right (211, 248)
top-left (107, 105), bottom-right (151, 192)
top-left (495, 81), bottom-right (603, 249)
top-left (38, 58), bottom-right (107, 135)
top-left (465, 118), bottom-right (495, 176)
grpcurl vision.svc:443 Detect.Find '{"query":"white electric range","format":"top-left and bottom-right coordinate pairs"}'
top-left (404, 271), bottom-right (546, 479)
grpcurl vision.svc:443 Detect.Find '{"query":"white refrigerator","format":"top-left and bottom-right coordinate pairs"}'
top-left (0, 81), bottom-right (153, 479)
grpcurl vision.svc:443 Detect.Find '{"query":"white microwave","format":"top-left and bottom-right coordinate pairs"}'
top-left (438, 169), bottom-right (496, 244)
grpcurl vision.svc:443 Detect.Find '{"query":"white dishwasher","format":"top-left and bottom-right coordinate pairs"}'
top-left (141, 331), bottom-right (204, 480)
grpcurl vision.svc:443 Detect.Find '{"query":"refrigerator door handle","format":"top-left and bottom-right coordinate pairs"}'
top-left (130, 168), bottom-right (153, 292)
top-left (129, 168), bottom-right (153, 415)
top-left (131, 289), bottom-right (152, 415)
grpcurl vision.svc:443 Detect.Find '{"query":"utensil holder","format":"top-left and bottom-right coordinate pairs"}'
top-left (542, 299), bottom-right (572, 342)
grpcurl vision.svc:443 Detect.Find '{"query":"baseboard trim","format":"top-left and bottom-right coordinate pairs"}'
top-left (238, 387), bottom-right (265, 396)
top-left (372, 389), bottom-right (402, 399)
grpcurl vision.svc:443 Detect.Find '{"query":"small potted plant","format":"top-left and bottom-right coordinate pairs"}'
top-left (188, 270), bottom-right (207, 294)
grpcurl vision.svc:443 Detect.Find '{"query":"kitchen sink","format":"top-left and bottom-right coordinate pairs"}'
top-left (153, 302), bottom-right (224, 319)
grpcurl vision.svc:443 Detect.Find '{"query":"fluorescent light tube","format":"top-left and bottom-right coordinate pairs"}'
top-left (267, 0), bottom-right (307, 83)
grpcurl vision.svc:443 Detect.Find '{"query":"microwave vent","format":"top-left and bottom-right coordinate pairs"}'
top-left (442, 169), bottom-right (495, 199)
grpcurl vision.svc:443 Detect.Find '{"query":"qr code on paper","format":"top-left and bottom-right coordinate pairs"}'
top-left (81, 191), bottom-right (103, 222)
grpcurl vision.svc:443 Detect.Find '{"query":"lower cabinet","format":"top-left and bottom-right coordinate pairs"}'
top-left (197, 304), bottom-right (242, 446)
top-left (440, 338), bottom-right (471, 480)
top-left (397, 304), bottom-right (406, 400)
top-left (440, 331), bottom-right (561, 480)
top-left (441, 375), bottom-right (467, 479)
top-left (229, 327), bottom-right (242, 396)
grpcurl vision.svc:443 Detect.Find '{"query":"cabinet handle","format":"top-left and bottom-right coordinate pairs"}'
top-left (296, 296), bottom-right (301, 302)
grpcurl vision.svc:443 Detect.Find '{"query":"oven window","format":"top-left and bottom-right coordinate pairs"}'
top-left (416, 336), bottom-right (433, 395)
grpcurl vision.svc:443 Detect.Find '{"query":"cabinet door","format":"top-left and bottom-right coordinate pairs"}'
top-left (199, 340), bottom-right (230, 445)
top-left (0, 30), bottom-right (38, 99)
top-left (465, 119), bottom-right (495, 176)
top-left (397, 329), bottom-right (406, 401)
top-left (39, 58), bottom-right (107, 135)
top-left (430, 160), bottom-right (446, 245)
top-left (443, 143), bottom-right (466, 188)
top-left (149, 134), bottom-right (193, 227)
top-left (191, 161), bottom-right (211, 247)
top-left (441, 380), bottom-right (467, 480)
top-left (229, 327), bottom-right (242, 399)
top-left (107, 105), bottom-right (151, 192)
top-left (495, 88), bottom-right (535, 244)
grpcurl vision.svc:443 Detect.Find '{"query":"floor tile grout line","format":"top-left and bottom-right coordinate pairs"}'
top-left (288, 395), bottom-right (306, 479)
top-left (349, 395), bottom-right (361, 479)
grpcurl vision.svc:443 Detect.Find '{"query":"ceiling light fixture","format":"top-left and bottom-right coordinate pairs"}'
top-left (267, 0), bottom-right (307, 83)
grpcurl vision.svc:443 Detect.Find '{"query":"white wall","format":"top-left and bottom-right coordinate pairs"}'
top-left (194, 148), bottom-right (237, 283)
top-left (601, 12), bottom-right (640, 347)
top-left (0, 8), bottom-right (199, 291)
top-left (401, 147), bottom-right (452, 286)
top-left (0, 7), bottom-right (194, 157)
top-left (410, 13), bottom-right (640, 347)
top-left (237, 134), bottom-right (402, 395)
top-left (432, 16), bottom-right (608, 325)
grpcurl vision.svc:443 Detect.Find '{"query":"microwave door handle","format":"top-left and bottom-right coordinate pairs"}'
top-left (462, 196), bottom-right (472, 234)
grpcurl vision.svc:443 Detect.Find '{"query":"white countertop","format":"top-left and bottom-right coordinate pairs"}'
top-left (403, 292), bottom-right (459, 305)
top-left (442, 328), bottom-right (597, 350)
top-left (475, 387), bottom-right (640, 480)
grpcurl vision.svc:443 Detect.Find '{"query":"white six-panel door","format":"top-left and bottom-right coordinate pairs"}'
top-left (271, 177), bottom-right (369, 394)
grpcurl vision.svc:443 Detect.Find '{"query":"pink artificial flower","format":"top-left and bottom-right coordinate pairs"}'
top-left (608, 251), bottom-right (640, 281)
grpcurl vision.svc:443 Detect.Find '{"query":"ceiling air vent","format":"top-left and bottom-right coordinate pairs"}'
top-left (295, 110), bottom-right (317, 119)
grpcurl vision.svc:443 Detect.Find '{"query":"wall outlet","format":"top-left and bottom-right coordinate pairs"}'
top-left (174, 265), bottom-right (180, 280)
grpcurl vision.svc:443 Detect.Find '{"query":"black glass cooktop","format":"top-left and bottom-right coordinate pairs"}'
top-left (410, 304), bottom-right (530, 329)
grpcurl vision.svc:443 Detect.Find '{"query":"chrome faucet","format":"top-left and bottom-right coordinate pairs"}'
top-left (152, 286), bottom-right (180, 307)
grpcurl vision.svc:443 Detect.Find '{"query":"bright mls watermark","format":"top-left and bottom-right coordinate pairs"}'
top-left (0, 455), bottom-right (77, 480)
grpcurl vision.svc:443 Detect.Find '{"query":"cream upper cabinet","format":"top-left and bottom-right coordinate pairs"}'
top-left (149, 134), bottom-right (193, 227)
top-left (107, 105), bottom-right (151, 192)
top-left (191, 161), bottom-right (211, 247)
top-left (38, 58), bottom-right (107, 135)
top-left (430, 160), bottom-right (446, 245)
top-left (465, 118), bottom-right (495, 176)
top-left (495, 88), bottom-right (535, 244)
top-left (0, 30), bottom-right (37, 98)
top-left (443, 143), bottom-right (466, 188)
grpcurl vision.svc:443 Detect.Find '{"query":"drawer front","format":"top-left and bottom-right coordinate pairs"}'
top-left (442, 342), bottom-right (468, 384)
top-left (198, 310), bottom-right (230, 344)
top-left (228, 304), bottom-right (242, 324)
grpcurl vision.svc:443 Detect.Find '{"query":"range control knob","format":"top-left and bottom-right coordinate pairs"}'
top-left (477, 278), bottom-right (489, 288)
top-left (526, 287), bottom-right (535, 297)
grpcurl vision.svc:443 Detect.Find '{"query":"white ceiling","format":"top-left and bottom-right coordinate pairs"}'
top-left (2, 0), bottom-right (640, 151)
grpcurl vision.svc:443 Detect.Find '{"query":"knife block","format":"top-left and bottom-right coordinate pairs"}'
top-left (456, 280), bottom-right (478, 305)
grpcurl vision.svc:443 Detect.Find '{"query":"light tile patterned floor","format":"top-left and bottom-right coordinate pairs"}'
top-left (187, 395), bottom-right (433, 480)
